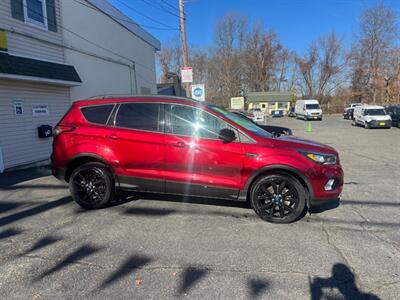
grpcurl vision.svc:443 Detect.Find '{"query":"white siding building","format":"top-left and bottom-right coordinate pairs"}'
top-left (0, 0), bottom-right (160, 171)
top-left (61, 0), bottom-right (160, 100)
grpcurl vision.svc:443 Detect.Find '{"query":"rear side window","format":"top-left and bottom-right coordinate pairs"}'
top-left (81, 105), bottom-right (114, 125)
top-left (115, 103), bottom-right (161, 132)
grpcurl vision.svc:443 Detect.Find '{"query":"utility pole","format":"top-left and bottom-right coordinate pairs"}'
top-left (179, 0), bottom-right (190, 97)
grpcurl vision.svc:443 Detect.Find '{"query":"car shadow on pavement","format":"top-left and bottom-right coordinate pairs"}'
top-left (309, 263), bottom-right (380, 300)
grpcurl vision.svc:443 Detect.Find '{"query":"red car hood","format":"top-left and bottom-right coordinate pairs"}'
top-left (269, 135), bottom-right (337, 154)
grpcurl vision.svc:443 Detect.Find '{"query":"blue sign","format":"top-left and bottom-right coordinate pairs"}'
top-left (193, 88), bottom-right (203, 97)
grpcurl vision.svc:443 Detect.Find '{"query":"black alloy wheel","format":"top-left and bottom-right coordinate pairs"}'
top-left (250, 174), bottom-right (306, 223)
top-left (69, 162), bottom-right (114, 209)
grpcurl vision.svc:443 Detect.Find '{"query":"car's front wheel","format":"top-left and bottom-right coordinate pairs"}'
top-left (250, 174), bottom-right (306, 223)
top-left (69, 162), bottom-right (115, 209)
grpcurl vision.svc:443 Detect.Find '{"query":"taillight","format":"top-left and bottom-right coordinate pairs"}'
top-left (53, 125), bottom-right (76, 137)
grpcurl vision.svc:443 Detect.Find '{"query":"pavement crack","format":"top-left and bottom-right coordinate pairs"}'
top-left (351, 206), bottom-right (400, 253)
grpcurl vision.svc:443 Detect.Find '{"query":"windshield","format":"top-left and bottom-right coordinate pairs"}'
top-left (208, 105), bottom-right (272, 138)
top-left (364, 109), bottom-right (386, 116)
top-left (306, 104), bottom-right (320, 109)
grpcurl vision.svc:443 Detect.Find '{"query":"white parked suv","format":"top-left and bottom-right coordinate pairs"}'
top-left (247, 108), bottom-right (264, 122)
top-left (353, 105), bottom-right (392, 129)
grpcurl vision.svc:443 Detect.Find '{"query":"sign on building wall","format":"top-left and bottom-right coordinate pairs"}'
top-left (181, 67), bottom-right (193, 83)
top-left (32, 103), bottom-right (49, 116)
top-left (13, 102), bottom-right (23, 115)
top-left (191, 84), bottom-right (205, 101)
top-left (230, 97), bottom-right (245, 110)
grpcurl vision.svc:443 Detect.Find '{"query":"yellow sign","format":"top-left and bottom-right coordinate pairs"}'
top-left (230, 97), bottom-right (245, 110)
top-left (0, 30), bottom-right (7, 52)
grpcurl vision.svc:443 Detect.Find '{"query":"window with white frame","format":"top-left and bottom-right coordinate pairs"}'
top-left (24, 0), bottom-right (47, 28)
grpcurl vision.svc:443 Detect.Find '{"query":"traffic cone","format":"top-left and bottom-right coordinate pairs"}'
top-left (307, 121), bottom-right (313, 133)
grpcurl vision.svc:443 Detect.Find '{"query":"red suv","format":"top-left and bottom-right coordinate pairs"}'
top-left (52, 96), bottom-right (343, 223)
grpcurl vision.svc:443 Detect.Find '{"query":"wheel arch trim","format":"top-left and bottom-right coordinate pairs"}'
top-left (65, 153), bottom-right (118, 186)
top-left (239, 164), bottom-right (313, 204)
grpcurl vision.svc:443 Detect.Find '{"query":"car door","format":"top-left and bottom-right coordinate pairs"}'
top-left (164, 103), bottom-right (245, 200)
top-left (107, 102), bottom-right (166, 192)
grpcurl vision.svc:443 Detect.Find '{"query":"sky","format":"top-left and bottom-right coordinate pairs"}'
top-left (108, 0), bottom-right (400, 55)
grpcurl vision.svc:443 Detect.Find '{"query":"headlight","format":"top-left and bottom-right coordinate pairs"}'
top-left (299, 151), bottom-right (337, 165)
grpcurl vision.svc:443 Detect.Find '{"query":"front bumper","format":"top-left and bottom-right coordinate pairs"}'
top-left (367, 120), bottom-right (391, 128)
top-left (306, 164), bottom-right (344, 203)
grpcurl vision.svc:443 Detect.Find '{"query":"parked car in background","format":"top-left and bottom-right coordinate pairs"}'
top-left (295, 99), bottom-right (323, 121)
top-left (386, 105), bottom-right (400, 128)
top-left (271, 110), bottom-right (284, 118)
top-left (52, 96), bottom-right (343, 223)
top-left (343, 107), bottom-right (354, 120)
top-left (353, 105), bottom-right (391, 129)
top-left (247, 108), bottom-right (264, 122)
top-left (288, 107), bottom-right (296, 118)
top-left (230, 111), bottom-right (293, 136)
top-left (348, 103), bottom-right (362, 109)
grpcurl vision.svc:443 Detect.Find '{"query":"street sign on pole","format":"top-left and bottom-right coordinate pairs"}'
top-left (181, 67), bottom-right (193, 83)
top-left (191, 84), bottom-right (205, 101)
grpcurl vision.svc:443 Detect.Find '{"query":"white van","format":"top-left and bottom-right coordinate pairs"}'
top-left (353, 105), bottom-right (391, 129)
top-left (295, 99), bottom-right (323, 121)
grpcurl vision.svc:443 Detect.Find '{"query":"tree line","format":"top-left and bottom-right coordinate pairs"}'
top-left (158, 2), bottom-right (399, 112)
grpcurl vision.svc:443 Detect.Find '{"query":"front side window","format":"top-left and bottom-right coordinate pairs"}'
top-left (208, 105), bottom-right (272, 139)
top-left (115, 103), bottom-right (161, 132)
top-left (167, 104), bottom-right (236, 140)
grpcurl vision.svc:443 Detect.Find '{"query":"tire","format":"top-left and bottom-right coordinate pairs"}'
top-left (364, 123), bottom-right (370, 129)
top-left (250, 174), bottom-right (306, 223)
top-left (69, 162), bottom-right (115, 209)
top-left (352, 120), bottom-right (356, 126)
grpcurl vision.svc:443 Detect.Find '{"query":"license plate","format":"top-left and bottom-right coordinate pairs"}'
top-left (379, 122), bottom-right (385, 126)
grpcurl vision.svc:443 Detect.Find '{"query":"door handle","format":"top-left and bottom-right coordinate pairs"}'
top-left (173, 141), bottom-right (186, 148)
top-left (106, 134), bottom-right (119, 140)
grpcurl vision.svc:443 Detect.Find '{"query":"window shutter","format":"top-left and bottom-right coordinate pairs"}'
top-left (46, 0), bottom-right (57, 32)
top-left (10, 0), bottom-right (24, 21)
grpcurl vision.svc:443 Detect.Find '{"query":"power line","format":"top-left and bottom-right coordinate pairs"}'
top-left (159, 0), bottom-right (180, 13)
top-left (73, 0), bottom-right (179, 31)
top-left (114, 0), bottom-right (177, 30)
top-left (22, 2), bottom-right (157, 73)
top-left (137, 0), bottom-right (182, 19)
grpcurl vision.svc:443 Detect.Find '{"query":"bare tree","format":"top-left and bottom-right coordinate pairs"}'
top-left (295, 32), bottom-right (349, 101)
top-left (242, 25), bottom-right (286, 93)
top-left (208, 12), bottom-right (247, 106)
top-left (157, 36), bottom-right (183, 83)
top-left (351, 2), bottom-right (398, 103)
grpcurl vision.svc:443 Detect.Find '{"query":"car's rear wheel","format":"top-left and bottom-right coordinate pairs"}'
top-left (250, 174), bottom-right (306, 223)
top-left (69, 162), bottom-right (114, 209)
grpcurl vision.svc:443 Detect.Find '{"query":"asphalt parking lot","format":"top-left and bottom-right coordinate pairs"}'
top-left (0, 116), bottom-right (399, 299)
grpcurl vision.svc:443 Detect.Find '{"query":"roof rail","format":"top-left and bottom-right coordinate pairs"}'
top-left (86, 94), bottom-right (195, 101)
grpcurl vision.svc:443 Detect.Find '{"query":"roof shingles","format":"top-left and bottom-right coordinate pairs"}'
top-left (0, 53), bottom-right (81, 83)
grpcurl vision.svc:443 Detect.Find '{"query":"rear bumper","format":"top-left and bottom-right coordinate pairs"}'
top-left (52, 166), bottom-right (65, 181)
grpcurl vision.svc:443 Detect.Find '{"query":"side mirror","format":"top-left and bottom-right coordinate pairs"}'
top-left (218, 128), bottom-right (236, 143)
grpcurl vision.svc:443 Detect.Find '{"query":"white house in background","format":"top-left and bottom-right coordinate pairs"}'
top-left (61, 0), bottom-right (160, 100)
top-left (0, 0), bottom-right (160, 171)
